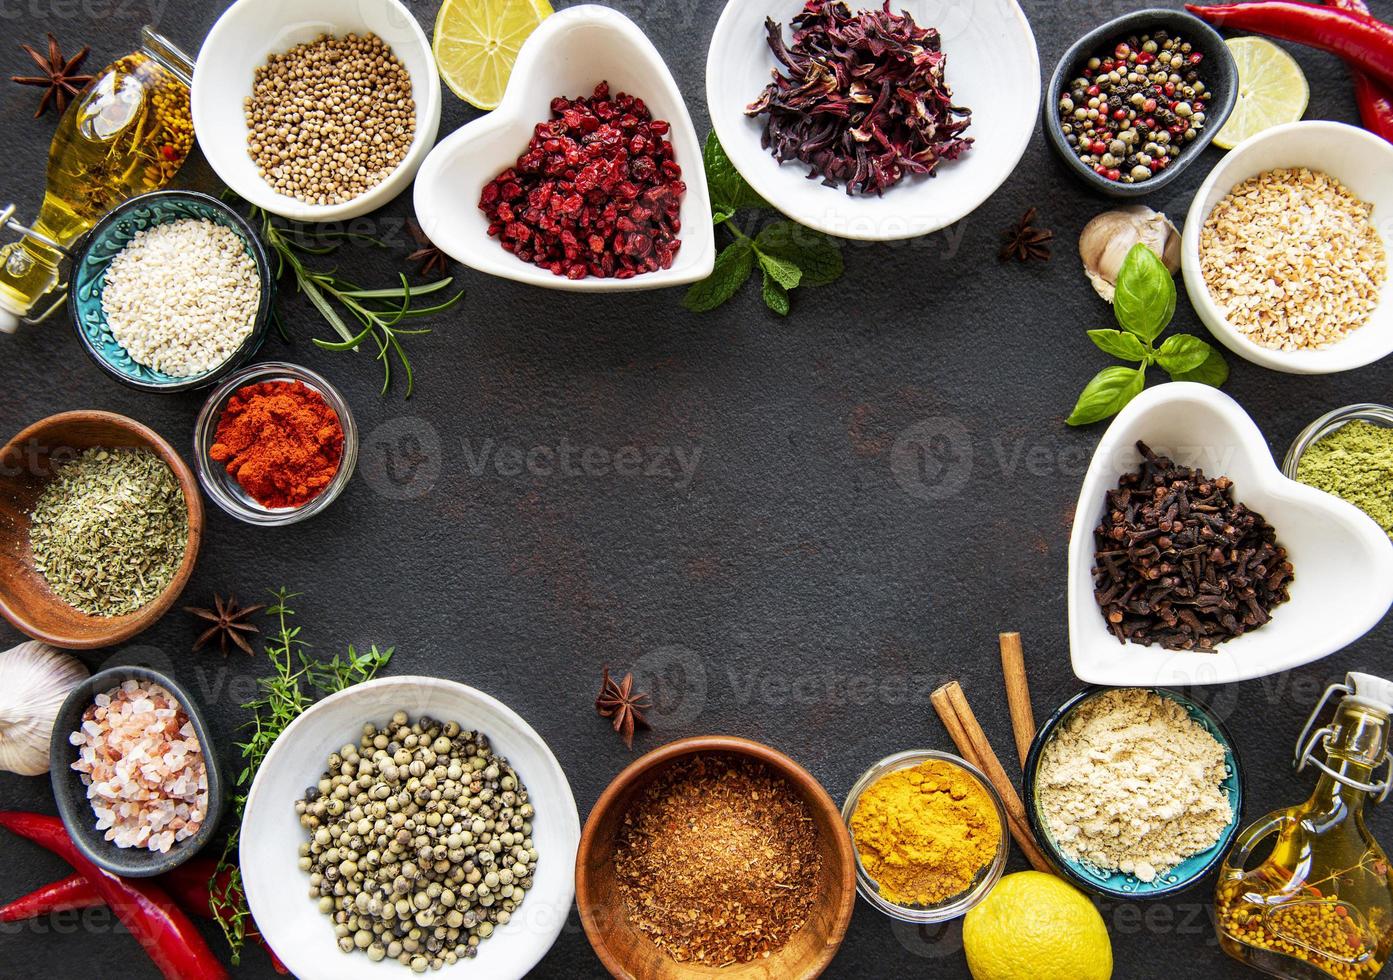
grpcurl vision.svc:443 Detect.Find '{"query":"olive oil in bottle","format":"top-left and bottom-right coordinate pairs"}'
top-left (0, 27), bottom-right (194, 332)
top-left (1216, 673), bottom-right (1393, 980)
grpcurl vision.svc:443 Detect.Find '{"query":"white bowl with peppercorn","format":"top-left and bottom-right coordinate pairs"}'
top-left (412, 5), bottom-right (715, 291)
top-left (1067, 383), bottom-right (1393, 687)
top-left (191, 0), bottom-right (442, 222)
top-left (240, 675), bottom-right (580, 980)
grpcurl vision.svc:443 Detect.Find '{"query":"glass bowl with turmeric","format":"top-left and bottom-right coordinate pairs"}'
top-left (1283, 403), bottom-right (1393, 541)
top-left (193, 361), bottom-right (358, 526)
top-left (841, 750), bottom-right (1009, 923)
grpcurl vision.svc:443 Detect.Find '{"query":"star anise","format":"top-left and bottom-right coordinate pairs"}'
top-left (999, 207), bottom-right (1054, 263)
top-left (595, 667), bottom-right (651, 749)
top-left (11, 35), bottom-right (93, 119)
top-left (406, 219), bottom-right (450, 279)
top-left (185, 594), bottom-right (265, 656)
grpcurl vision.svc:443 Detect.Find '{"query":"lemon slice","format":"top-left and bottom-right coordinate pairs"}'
top-left (1213, 37), bottom-right (1309, 150)
top-left (433, 0), bottom-right (553, 110)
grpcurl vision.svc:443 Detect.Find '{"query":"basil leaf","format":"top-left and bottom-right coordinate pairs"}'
top-left (754, 221), bottom-right (844, 286)
top-left (1170, 346), bottom-right (1230, 387)
top-left (1087, 329), bottom-right (1149, 363)
top-left (683, 238), bottom-right (754, 313)
top-left (712, 207), bottom-right (737, 227)
top-left (1155, 334), bottom-right (1215, 375)
top-left (1067, 365), bottom-right (1146, 427)
top-left (762, 270), bottom-right (790, 316)
top-left (704, 132), bottom-right (768, 215)
top-left (755, 247), bottom-right (803, 290)
top-left (1113, 243), bottom-right (1176, 342)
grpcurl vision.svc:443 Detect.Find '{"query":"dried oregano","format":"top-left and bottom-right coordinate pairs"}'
top-left (30, 448), bottom-right (188, 616)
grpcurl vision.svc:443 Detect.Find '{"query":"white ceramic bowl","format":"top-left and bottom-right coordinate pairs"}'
top-left (241, 676), bottom-right (580, 980)
top-left (706, 0), bottom-right (1040, 241)
top-left (192, 0), bottom-right (442, 222)
top-left (413, 5), bottom-right (715, 292)
top-left (1182, 121), bottom-right (1393, 375)
top-left (1068, 383), bottom-right (1393, 687)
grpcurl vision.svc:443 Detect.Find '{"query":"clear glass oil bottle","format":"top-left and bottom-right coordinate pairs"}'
top-left (1216, 672), bottom-right (1393, 980)
top-left (0, 27), bottom-right (194, 332)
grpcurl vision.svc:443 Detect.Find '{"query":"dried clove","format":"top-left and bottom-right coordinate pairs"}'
top-left (1092, 442), bottom-right (1293, 651)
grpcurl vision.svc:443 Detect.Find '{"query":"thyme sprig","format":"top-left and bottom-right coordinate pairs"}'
top-left (240, 202), bottom-right (464, 397)
top-left (212, 588), bottom-right (394, 963)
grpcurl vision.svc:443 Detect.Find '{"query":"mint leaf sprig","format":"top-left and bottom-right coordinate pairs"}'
top-left (1068, 243), bottom-right (1230, 426)
top-left (683, 133), bottom-right (844, 316)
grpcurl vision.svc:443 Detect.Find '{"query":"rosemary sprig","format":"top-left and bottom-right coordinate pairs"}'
top-left (212, 588), bottom-right (394, 963)
top-left (240, 202), bottom-right (464, 397)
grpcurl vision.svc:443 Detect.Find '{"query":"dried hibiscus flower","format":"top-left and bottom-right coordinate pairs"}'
top-left (746, 0), bottom-right (973, 197)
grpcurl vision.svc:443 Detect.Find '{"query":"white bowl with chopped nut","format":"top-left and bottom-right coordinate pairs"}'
top-left (1182, 121), bottom-right (1393, 375)
top-left (192, 0), bottom-right (442, 222)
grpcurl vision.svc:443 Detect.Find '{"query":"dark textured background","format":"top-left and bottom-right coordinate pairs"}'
top-left (2, 0), bottom-right (1391, 977)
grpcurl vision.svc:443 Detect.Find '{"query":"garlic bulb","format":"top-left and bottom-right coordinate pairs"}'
top-left (1079, 206), bottom-right (1182, 302)
top-left (0, 641), bottom-right (88, 775)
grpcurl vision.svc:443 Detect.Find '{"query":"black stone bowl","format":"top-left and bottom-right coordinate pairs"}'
top-left (49, 665), bottom-right (224, 877)
top-left (1043, 9), bottom-right (1239, 198)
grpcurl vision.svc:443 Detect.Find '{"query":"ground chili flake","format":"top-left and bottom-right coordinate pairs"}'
top-left (209, 380), bottom-right (343, 509)
top-left (613, 753), bottom-right (822, 966)
top-left (478, 81), bottom-right (685, 281)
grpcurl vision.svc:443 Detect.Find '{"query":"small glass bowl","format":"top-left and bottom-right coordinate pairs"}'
top-left (1282, 403), bottom-right (1393, 481)
top-left (194, 361), bottom-right (358, 526)
top-left (841, 749), bottom-right (1009, 923)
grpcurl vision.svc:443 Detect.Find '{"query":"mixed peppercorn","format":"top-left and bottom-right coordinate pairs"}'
top-left (1059, 31), bottom-right (1210, 184)
top-left (478, 82), bottom-right (685, 280)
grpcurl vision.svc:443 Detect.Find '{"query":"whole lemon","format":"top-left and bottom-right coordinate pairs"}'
top-left (963, 872), bottom-right (1113, 980)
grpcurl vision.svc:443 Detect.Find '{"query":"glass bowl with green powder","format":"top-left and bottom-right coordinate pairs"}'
top-left (0, 410), bottom-right (202, 649)
top-left (1284, 404), bottom-right (1393, 539)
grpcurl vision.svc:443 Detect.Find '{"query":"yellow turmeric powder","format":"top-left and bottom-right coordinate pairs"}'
top-left (850, 758), bottom-right (1002, 907)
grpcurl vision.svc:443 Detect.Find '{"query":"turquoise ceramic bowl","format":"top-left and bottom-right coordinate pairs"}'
top-left (69, 190), bottom-right (273, 392)
top-left (1024, 686), bottom-right (1244, 899)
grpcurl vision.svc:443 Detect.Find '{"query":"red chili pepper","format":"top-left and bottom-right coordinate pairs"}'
top-left (1186, 3), bottom-right (1393, 90)
top-left (0, 813), bottom-right (228, 980)
top-left (0, 874), bottom-right (99, 921)
top-left (1325, 0), bottom-right (1393, 142)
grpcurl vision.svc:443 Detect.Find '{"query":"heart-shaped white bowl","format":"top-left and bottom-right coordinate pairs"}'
top-left (413, 5), bottom-right (715, 291)
top-left (1182, 121), bottom-right (1393, 375)
top-left (191, 0), bottom-right (442, 223)
top-left (706, 0), bottom-right (1040, 241)
top-left (241, 675), bottom-right (580, 980)
top-left (1068, 383), bottom-right (1393, 687)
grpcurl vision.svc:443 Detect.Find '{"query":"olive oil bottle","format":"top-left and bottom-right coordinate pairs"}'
top-left (0, 27), bottom-right (194, 332)
top-left (1216, 673), bottom-right (1393, 980)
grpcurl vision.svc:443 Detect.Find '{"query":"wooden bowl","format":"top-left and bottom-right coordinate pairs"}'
top-left (0, 411), bottom-right (203, 648)
top-left (576, 736), bottom-right (856, 979)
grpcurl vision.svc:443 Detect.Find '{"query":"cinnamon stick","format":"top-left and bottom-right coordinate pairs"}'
top-left (999, 632), bottom-right (1036, 769)
top-left (931, 682), bottom-right (1053, 875)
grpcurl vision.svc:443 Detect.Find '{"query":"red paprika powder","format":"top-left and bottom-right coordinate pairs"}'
top-left (209, 380), bottom-right (343, 509)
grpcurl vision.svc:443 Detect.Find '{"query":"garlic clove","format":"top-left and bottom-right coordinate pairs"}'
top-left (0, 641), bottom-right (88, 776)
top-left (1080, 205), bottom-right (1181, 302)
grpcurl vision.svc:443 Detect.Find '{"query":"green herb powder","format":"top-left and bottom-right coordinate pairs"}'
top-left (1296, 420), bottom-right (1393, 538)
top-left (29, 447), bottom-right (189, 616)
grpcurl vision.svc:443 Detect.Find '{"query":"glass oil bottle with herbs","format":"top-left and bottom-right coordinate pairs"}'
top-left (0, 27), bottom-right (194, 332)
top-left (1216, 673), bottom-right (1393, 980)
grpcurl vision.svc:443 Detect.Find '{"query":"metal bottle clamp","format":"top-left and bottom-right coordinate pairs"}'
top-left (0, 203), bottom-right (72, 326)
top-left (1294, 673), bottom-right (1393, 804)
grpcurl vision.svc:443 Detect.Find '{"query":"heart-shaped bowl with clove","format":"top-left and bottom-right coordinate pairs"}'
top-left (706, 0), bottom-right (1040, 241)
top-left (412, 4), bottom-right (715, 292)
top-left (1068, 383), bottom-right (1393, 687)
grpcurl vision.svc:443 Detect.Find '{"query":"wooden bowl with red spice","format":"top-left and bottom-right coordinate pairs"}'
top-left (0, 411), bottom-right (203, 649)
top-left (576, 736), bottom-right (856, 979)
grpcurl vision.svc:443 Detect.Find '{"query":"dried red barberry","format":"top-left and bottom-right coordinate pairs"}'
top-left (479, 82), bottom-right (685, 280)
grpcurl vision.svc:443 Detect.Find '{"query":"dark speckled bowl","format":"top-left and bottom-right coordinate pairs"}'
top-left (1044, 9), bottom-right (1238, 198)
top-left (49, 665), bottom-right (223, 878)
